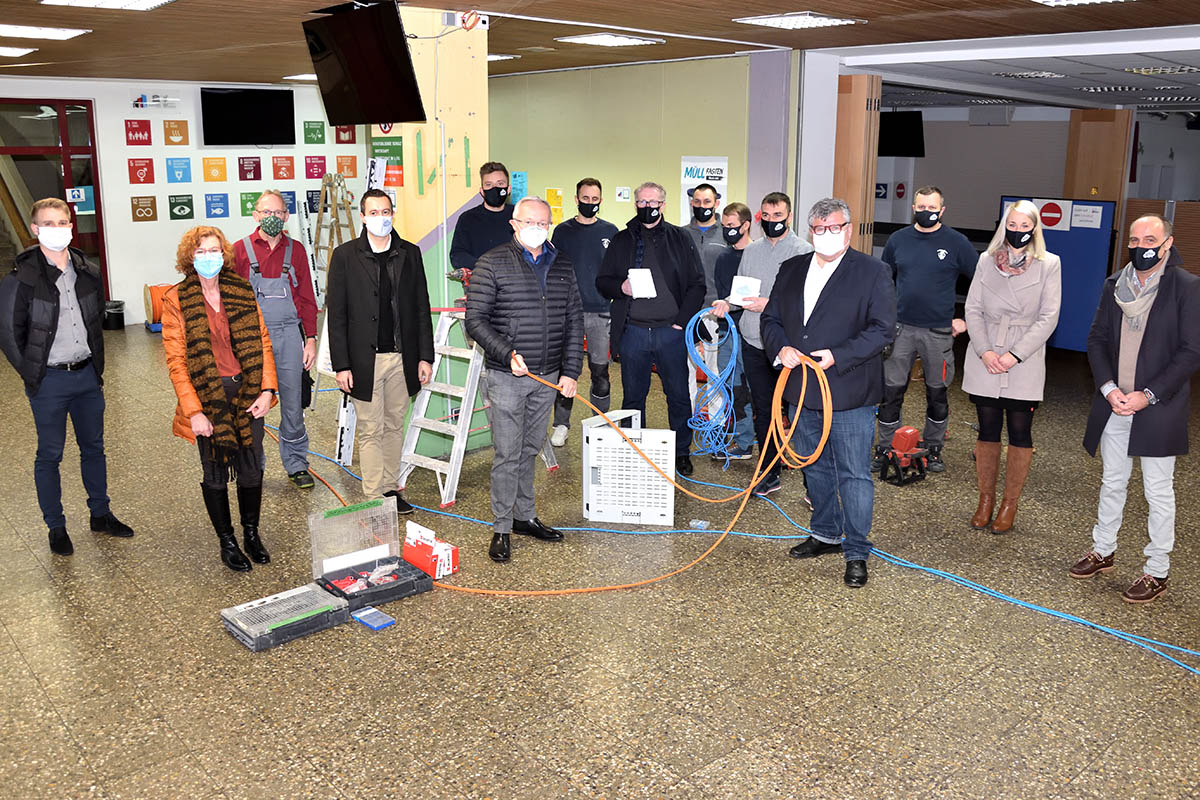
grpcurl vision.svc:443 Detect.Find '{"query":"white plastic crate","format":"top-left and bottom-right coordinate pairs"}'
top-left (581, 410), bottom-right (675, 526)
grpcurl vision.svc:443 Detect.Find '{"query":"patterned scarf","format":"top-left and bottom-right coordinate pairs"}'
top-left (993, 245), bottom-right (1029, 276)
top-left (175, 271), bottom-right (264, 471)
top-left (1113, 263), bottom-right (1162, 332)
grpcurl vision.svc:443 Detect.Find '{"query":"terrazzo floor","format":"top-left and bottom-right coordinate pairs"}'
top-left (1, 326), bottom-right (1197, 799)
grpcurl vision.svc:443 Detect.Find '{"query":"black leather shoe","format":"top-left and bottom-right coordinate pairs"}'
top-left (49, 527), bottom-right (73, 556)
top-left (512, 518), bottom-right (564, 542)
top-left (844, 559), bottom-right (869, 588)
top-left (787, 538), bottom-right (842, 559)
top-left (383, 490), bottom-right (414, 515)
top-left (90, 513), bottom-right (134, 538)
top-left (676, 455), bottom-right (694, 477)
top-left (489, 532), bottom-right (511, 563)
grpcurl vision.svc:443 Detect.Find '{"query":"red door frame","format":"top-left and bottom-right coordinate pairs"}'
top-left (0, 98), bottom-right (109, 298)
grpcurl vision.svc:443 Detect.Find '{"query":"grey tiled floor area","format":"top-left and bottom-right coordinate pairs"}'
top-left (1, 327), bottom-right (1198, 799)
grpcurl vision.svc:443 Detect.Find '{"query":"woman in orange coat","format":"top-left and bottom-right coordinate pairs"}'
top-left (163, 225), bottom-right (278, 572)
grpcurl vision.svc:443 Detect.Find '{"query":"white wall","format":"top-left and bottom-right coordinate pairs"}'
top-left (1129, 113), bottom-right (1200, 201)
top-left (897, 106), bottom-right (1071, 231)
top-left (1, 77), bottom-right (365, 324)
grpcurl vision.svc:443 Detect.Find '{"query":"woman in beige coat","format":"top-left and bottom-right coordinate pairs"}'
top-left (963, 200), bottom-right (1061, 533)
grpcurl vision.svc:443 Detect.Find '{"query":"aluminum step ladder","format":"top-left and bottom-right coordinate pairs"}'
top-left (398, 311), bottom-right (557, 508)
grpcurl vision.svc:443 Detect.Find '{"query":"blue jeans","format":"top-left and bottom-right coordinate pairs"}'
top-left (29, 365), bottom-right (110, 529)
top-left (717, 331), bottom-right (755, 450)
top-left (791, 404), bottom-right (875, 562)
top-left (618, 324), bottom-right (693, 455)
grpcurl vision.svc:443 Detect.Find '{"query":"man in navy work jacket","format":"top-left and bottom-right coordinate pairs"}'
top-left (1070, 214), bottom-right (1200, 604)
top-left (466, 195), bottom-right (584, 565)
top-left (762, 197), bottom-right (896, 589)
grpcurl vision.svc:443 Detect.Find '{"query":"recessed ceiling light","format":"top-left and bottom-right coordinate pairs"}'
top-left (487, 54), bottom-right (521, 62)
top-left (992, 71), bottom-right (1066, 79)
top-left (1029, 0), bottom-right (1132, 6)
top-left (40, 0), bottom-right (176, 9)
top-left (282, 73), bottom-right (318, 81)
top-left (553, 33), bottom-right (664, 47)
top-left (733, 11), bottom-right (863, 29)
top-left (1125, 65), bottom-right (1200, 75)
top-left (1141, 96), bottom-right (1200, 103)
top-left (967, 98), bottom-right (1014, 104)
top-left (0, 23), bottom-right (91, 39)
top-left (0, 46), bottom-right (38, 56)
top-left (1075, 85), bottom-right (1140, 92)
top-left (517, 46), bottom-right (556, 53)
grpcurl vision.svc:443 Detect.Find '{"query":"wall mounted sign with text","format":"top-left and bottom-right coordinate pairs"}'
top-left (130, 196), bottom-right (157, 222)
top-left (163, 120), bottom-right (188, 146)
top-left (125, 119), bottom-right (151, 146)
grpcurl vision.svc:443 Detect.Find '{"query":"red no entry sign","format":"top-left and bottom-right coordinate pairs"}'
top-left (1040, 202), bottom-right (1063, 227)
top-left (896, 183), bottom-right (906, 199)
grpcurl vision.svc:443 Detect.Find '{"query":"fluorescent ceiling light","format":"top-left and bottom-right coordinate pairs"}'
top-left (0, 46), bottom-right (38, 57)
top-left (1075, 85), bottom-right (1139, 92)
top-left (282, 73), bottom-right (318, 81)
top-left (1142, 96), bottom-right (1199, 102)
top-left (992, 70), bottom-right (1066, 79)
top-left (1125, 65), bottom-right (1200, 75)
top-left (967, 98), bottom-right (1013, 104)
top-left (0, 23), bottom-right (91, 39)
top-left (1028, 0), bottom-right (1131, 6)
top-left (487, 54), bottom-right (521, 62)
top-left (41, 0), bottom-right (176, 9)
top-left (554, 32), bottom-right (664, 47)
top-left (733, 11), bottom-right (863, 29)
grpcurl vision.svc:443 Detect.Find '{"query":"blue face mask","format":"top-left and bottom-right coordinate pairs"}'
top-left (194, 252), bottom-right (224, 278)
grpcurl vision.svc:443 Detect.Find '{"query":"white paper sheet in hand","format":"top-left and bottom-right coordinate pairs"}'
top-left (729, 275), bottom-right (762, 307)
top-left (627, 268), bottom-right (657, 299)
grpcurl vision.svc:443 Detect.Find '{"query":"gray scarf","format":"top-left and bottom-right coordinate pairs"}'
top-left (1113, 263), bottom-right (1162, 332)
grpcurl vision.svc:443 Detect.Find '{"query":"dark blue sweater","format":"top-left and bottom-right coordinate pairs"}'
top-left (881, 224), bottom-right (978, 329)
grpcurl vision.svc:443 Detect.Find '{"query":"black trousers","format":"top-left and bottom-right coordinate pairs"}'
top-left (741, 341), bottom-right (784, 479)
top-left (197, 376), bottom-right (264, 489)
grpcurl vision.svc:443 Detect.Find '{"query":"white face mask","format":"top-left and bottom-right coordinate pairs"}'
top-left (364, 216), bottom-right (393, 238)
top-left (517, 224), bottom-right (548, 250)
top-left (36, 225), bottom-right (73, 252)
top-left (812, 230), bottom-right (846, 258)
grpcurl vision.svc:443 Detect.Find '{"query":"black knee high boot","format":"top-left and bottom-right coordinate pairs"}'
top-left (237, 480), bottom-right (270, 564)
top-left (201, 484), bottom-right (251, 572)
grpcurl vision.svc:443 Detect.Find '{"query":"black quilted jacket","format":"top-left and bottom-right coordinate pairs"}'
top-left (465, 241), bottom-right (584, 379)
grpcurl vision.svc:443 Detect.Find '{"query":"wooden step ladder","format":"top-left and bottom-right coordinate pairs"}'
top-left (398, 310), bottom-right (558, 508)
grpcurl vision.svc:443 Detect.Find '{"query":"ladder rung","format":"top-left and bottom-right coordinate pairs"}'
top-left (435, 344), bottom-right (474, 358)
top-left (426, 381), bottom-right (466, 398)
top-left (403, 453), bottom-right (452, 474)
top-left (411, 418), bottom-right (458, 436)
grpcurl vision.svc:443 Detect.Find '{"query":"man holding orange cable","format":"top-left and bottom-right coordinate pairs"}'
top-left (762, 198), bottom-right (896, 588)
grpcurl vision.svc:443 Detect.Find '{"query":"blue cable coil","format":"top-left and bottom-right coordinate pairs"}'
top-left (684, 308), bottom-right (741, 469)
top-left (266, 418), bottom-right (1200, 677)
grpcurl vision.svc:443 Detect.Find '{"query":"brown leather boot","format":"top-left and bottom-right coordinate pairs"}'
top-left (991, 445), bottom-right (1033, 534)
top-left (970, 441), bottom-right (1002, 529)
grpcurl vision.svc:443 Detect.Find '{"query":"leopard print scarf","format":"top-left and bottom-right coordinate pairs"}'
top-left (175, 271), bottom-right (264, 468)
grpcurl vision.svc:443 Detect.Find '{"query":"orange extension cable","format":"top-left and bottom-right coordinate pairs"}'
top-left (291, 357), bottom-right (833, 597)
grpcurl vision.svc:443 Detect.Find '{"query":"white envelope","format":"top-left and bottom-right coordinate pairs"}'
top-left (627, 269), bottom-right (657, 299)
top-left (729, 275), bottom-right (762, 307)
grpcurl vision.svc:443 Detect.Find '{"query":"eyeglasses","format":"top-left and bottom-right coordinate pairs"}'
top-left (810, 223), bottom-right (848, 235)
top-left (516, 219), bottom-right (550, 230)
top-left (255, 209), bottom-right (287, 217)
top-left (635, 200), bottom-right (663, 208)
top-left (193, 247), bottom-right (222, 256)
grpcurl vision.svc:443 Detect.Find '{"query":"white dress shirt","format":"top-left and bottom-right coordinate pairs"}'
top-left (803, 251), bottom-right (846, 325)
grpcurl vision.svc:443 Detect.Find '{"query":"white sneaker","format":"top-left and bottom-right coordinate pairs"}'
top-left (550, 425), bottom-right (569, 447)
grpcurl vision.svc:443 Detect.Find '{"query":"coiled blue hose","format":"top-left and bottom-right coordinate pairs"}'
top-left (684, 308), bottom-right (740, 467)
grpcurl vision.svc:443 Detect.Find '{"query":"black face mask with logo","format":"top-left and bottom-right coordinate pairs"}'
top-left (761, 219), bottom-right (788, 239)
top-left (693, 206), bottom-right (715, 223)
top-left (1005, 228), bottom-right (1033, 249)
top-left (637, 205), bottom-right (661, 225)
top-left (914, 210), bottom-right (940, 228)
top-left (722, 225), bottom-right (743, 245)
top-left (1129, 244), bottom-right (1165, 271)
top-left (483, 186), bottom-right (508, 207)
top-left (577, 202), bottom-right (599, 219)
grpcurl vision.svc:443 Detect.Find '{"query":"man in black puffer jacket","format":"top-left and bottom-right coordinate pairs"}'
top-left (466, 196), bottom-right (584, 564)
top-left (0, 197), bottom-right (133, 557)
top-left (596, 181), bottom-right (706, 477)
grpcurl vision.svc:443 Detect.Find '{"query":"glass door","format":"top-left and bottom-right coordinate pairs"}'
top-left (0, 99), bottom-right (108, 296)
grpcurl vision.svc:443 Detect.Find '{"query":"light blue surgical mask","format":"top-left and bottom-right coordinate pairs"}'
top-left (194, 252), bottom-right (224, 278)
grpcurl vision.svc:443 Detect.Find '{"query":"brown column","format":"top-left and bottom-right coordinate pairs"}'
top-left (1063, 109), bottom-right (1134, 272)
top-left (833, 74), bottom-right (881, 252)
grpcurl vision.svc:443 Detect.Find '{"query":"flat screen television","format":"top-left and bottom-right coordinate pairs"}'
top-left (200, 88), bottom-right (296, 146)
top-left (303, 2), bottom-right (426, 126)
top-left (877, 110), bottom-right (925, 158)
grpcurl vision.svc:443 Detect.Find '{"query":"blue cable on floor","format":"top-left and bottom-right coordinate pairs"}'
top-left (684, 310), bottom-right (740, 468)
top-left (272, 427), bottom-right (1200, 676)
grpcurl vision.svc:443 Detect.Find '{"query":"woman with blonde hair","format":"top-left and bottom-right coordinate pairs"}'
top-left (963, 200), bottom-right (1061, 533)
top-left (162, 226), bottom-right (278, 571)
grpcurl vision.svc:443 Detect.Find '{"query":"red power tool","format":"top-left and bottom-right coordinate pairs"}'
top-left (879, 426), bottom-right (929, 486)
